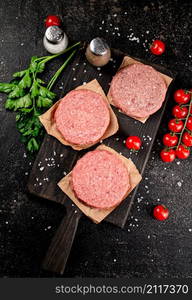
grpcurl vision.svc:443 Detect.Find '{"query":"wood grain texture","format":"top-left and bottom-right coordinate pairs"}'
top-left (42, 207), bottom-right (82, 274)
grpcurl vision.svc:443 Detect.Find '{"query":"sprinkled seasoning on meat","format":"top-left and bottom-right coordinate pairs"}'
top-left (55, 89), bottom-right (110, 145)
top-left (71, 149), bottom-right (130, 209)
top-left (110, 64), bottom-right (167, 118)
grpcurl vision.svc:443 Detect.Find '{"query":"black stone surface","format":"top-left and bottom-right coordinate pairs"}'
top-left (0, 0), bottom-right (192, 278)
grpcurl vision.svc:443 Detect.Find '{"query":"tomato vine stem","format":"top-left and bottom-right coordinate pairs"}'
top-left (176, 93), bottom-right (192, 149)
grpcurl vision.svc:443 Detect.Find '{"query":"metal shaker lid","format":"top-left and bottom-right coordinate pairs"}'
top-left (45, 26), bottom-right (64, 44)
top-left (89, 37), bottom-right (110, 56)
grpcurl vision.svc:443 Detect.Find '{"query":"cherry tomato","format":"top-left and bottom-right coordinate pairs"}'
top-left (182, 132), bottom-right (192, 147)
top-left (172, 105), bottom-right (188, 119)
top-left (168, 119), bottom-right (183, 133)
top-left (45, 15), bottom-right (62, 27)
top-left (150, 39), bottom-right (165, 55)
top-left (174, 89), bottom-right (190, 104)
top-left (175, 144), bottom-right (190, 159)
top-left (160, 149), bottom-right (176, 162)
top-left (125, 136), bottom-right (142, 150)
top-left (163, 133), bottom-right (178, 147)
top-left (186, 116), bottom-right (192, 131)
top-left (153, 205), bottom-right (169, 221)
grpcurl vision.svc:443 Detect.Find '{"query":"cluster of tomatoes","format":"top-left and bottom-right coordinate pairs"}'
top-left (160, 89), bottom-right (192, 162)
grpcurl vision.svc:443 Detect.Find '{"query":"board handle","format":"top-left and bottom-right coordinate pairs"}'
top-left (42, 207), bottom-right (82, 274)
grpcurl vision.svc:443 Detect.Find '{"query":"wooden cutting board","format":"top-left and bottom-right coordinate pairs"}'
top-left (27, 47), bottom-right (176, 274)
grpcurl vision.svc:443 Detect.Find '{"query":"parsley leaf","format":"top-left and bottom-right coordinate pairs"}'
top-left (37, 96), bottom-right (53, 108)
top-left (5, 94), bottom-right (32, 111)
top-left (0, 83), bottom-right (16, 93)
top-left (39, 86), bottom-right (56, 99)
top-left (13, 70), bottom-right (27, 78)
top-left (27, 137), bottom-right (39, 152)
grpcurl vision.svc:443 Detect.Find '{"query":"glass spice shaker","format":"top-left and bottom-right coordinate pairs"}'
top-left (85, 37), bottom-right (111, 67)
top-left (43, 25), bottom-right (68, 54)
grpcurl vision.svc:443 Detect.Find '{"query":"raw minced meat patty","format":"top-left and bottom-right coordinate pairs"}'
top-left (55, 89), bottom-right (110, 145)
top-left (110, 63), bottom-right (167, 118)
top-left (71, 149), bottom-right (130, 209)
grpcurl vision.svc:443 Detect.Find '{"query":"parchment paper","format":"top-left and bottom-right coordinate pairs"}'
top-left (58, 144), bottom-right (142, 224)
top-left (39, 79), bottom-right (119, 150)
top-left (107, 56), bottom-right (173, 123)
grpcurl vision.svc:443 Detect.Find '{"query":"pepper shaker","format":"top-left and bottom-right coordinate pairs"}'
top-left (85, 37), bottom-right (111, 67)
top-left (43, 26), bottom-right (68, 54)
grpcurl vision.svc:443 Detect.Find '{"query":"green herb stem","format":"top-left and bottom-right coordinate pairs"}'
top-left (47, 49), bottom-right (77, 91)
top-left (176, 95), bottom-right (192, 149)
top-left (38, 41), bottom-right (81, 66)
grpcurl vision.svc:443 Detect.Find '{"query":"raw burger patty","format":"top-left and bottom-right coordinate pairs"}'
top-left (71, 149), bottom-right (130, 209)
top-left (110, 63), bottom-right (167, 118)
top-left (55, 89), bottom-right (110, 145)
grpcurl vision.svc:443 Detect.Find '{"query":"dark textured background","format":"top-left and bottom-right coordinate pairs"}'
top-left (0, 0), bottom-right (192, 278)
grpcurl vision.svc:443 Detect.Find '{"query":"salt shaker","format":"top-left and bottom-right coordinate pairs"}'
top-left (43, 26), bottom-right (68, 54)
top-left (85, 37), bottom-right (111, 67)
